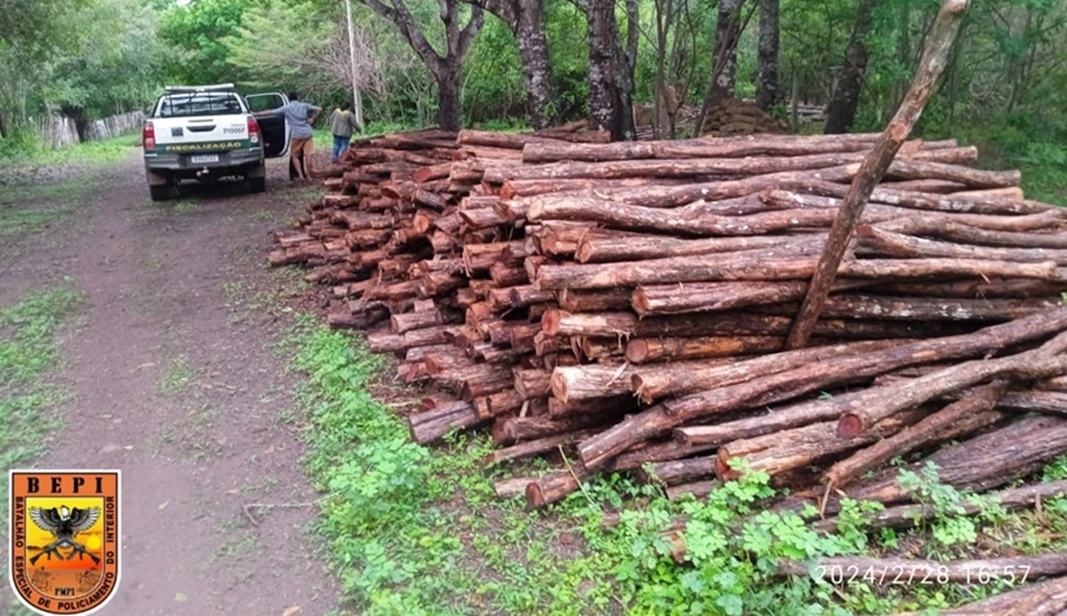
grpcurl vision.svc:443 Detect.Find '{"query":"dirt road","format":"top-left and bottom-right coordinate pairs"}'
top-left (0, 150), bottom-right (337, 615)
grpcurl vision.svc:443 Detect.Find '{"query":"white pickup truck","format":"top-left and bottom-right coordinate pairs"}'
top-left (142, 84), bottom-right (292, 201)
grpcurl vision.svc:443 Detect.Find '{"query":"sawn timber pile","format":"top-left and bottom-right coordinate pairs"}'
top-left (271, 129), bottom-right (1067, 523)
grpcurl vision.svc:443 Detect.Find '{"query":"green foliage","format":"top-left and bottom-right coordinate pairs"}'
top-left (159, 0), bottom-right (256, 86)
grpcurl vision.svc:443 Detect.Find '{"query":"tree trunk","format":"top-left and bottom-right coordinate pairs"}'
top-left (436, 66), bottom-right (463, 132)
top-left (824, 0), bottom-right (879, 133)
top-left (586, 0), bottom-right (636, 140)
top-left (756, 0), bottom-right (780, 111)
top-left (710, 0), bottom-right (744, 107)
top-left (515, 2), bottom-right (556, 129)
top-left (587, 0), bottom-right (618, 135)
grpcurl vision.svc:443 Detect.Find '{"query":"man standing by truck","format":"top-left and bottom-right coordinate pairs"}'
top-left (329, 102), bottom-right (362, 162)
top-left (255, 92), bottom-right (322, 181)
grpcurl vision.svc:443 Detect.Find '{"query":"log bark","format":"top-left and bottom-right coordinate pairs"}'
top-left (918, 575), bottom-right (1067, 615)
top-left (579, 310), bottom-right (1067, 468)
top-left (788, 0), bottom-right (973, 349)
top-left (716, 408), bottom-right (928, 480)
top-left (557, 288), bottom-right (632, 312)
top-left (635, 455), bottom-right (719, 486)
top-left (625, 335), bottom-right (784, 363)
top-left (875, 215), bottom-right (1067, 247)
top-left (635, 338), bottom-right (905, 403)
top-left (550, 363), bottom-right (637, 402)
top-left (838, 334), bottom-right (1067, 437)
top-left (824, 381), bottom-right (1008, 488)
top-left (535, 254), bottom-right (1057, 291)
top-left (494, 147), bottom-right (974, 183)
top-left (488, 430), bottom-right (595, 465)
top-left (815, 479), bottom-right (1067, 533)
top-left (842, 414), bottom-right (1067, 506)
top-left (521, 133), bottom-right (886, 163)
top-left (577, 234), bottom-right (825, 264)
top-left (858, 225), bottom-right (1067, 264)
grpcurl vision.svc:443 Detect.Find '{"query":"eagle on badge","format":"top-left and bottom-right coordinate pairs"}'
top-left (28, 505), bottom-right (101, 566)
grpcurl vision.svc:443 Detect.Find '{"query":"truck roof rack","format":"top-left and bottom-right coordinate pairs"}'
top-left (163, 84), bottom-right (236, 94)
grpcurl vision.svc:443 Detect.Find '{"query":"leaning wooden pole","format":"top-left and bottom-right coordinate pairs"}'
top-left (785, 0), bottom-right (972, 349)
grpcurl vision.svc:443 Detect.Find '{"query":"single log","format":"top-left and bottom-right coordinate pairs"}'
top-left (525, 468), bottom-right (584, 510)
top-left (521, 133), bottom-right (886, 163)
top-left (514, 369), bottom-right (551, 400)
top-left (876, 215), bottom-right (1067, 248)
top-left (493, 477), bottom-right (532, 499)
top-left (494, 412), bottom-right (621, 446)
top-left (824, 381), bottom-right (1007, 488)
top-left (791, 294), bottom-right (1058, 322)
top-left (871, 278), bottom-right (1067, 300)
top-left (488, 430), bottom-right (596, 465)
top-left (815, 479), bottom-right (1067, 533)
top-left (391, 310), bottom-right (442, 334)
top-left (551, 364), bottom-right (638, 402)
top-left (488, 147), bottom-right (974, 183)
top-left (581, 310), bottom-right (1067, 468)
top-left (625, 336), bottom-right (785, 363)
top-left (535, 254), bottom-right (1058, 290)
top-left (577, 233), bottom-right (825, 264)
top-left (530, 197), bottom-right (851, 236)
top-left (716, 408), bottom-right (928, 480)
top-left (917, 575), bottom-right (1067, 615)
top-left (542, 309), bottom-right (892, 339)
top-left (557, 288), bottom-right (633, 312)
top-left (548, 394), bottom-right (638, 418)
top-left (858, 225), bottom-right (1067, 264)
top-left (785, 180), bottom-right (1055, 215)
top-left (476, 390), bottom-right (524, 420)
top-left (845, 415), bottom-right (1067, 506)
top-left (578, 337), bottom-right (625, 361)
top-left (508, 285), bottom-right (556, 308)
top-left (666, 480), bottom-right (718, 501)
top-left (633, 281), bottom-right (816, 316)
top-left (838, 341), bottom-right (1067, 437)
top-left (635, 339), bottom-right (905, 403)
top-left (778, 553), bottom-right (1067, 585)
top-left (410, 402), bottom-right (480, 444)
top-left (635, 455), bottom-right (719, 486)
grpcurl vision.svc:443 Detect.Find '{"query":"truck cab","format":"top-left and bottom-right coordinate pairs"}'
top-left (143, 84), bottom-right (291, 201)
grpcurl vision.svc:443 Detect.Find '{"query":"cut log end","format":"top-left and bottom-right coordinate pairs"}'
top-left (837, 413), bottom-right (864, 438)
top-left (625, 339), bottom-right (652, 363)
top-left (541, 308), bottom-right (563, 336)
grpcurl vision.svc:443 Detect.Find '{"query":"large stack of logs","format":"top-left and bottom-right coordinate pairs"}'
top-left (272, 128), bottom-right (1067, 533)
top-left (702, 99), bottom-right (789, 135)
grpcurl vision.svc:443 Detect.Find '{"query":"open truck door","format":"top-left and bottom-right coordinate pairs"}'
top-left (244, 92), bottom-right (291, 158)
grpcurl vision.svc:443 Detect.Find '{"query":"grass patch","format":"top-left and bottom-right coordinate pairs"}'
top-left (0, 131), bottom-right (139, 169)
top-left (0, 175), bottom-right (105, 238)
top-left (289, 320), bottom-right (1067, 615)
top-left (159, 354), bottom-right (195, 395)
top-left (0, 284), bottom-right (82, 495)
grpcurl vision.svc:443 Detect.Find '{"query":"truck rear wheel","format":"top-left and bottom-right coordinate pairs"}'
top-left (149, 183), bottom-right (173, 202)
top-left (246, 163), bottom-right (266, 193)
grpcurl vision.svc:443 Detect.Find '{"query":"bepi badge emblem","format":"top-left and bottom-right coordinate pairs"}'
top-left (9, 470), bottom-right (120, 615)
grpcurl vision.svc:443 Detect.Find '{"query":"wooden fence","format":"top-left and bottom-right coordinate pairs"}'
top-left (34, 111), bottom-right (145, 149)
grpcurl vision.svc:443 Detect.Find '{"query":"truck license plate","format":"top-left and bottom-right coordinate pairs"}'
top-left (190, 154), bottom-right (219, 164)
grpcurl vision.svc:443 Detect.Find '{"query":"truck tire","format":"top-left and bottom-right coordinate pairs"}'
top-left (247, 163), bottom-right (266, 193)
top-left (149, 183), bottom-right (172, 202)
